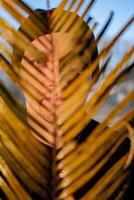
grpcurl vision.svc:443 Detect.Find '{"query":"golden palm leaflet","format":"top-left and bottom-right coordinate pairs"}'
top-left (0, 0), bottom-right (134, 199)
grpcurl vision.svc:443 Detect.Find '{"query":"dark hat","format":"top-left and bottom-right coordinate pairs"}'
top-left (12, 8), bottom-right (98, 74)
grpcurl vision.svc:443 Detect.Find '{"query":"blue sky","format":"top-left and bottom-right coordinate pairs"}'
top-left (0, 0), bottom-right (133, 40)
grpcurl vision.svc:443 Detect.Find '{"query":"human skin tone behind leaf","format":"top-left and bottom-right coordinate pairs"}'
top-left (20, 32), bottom-right (89, 148)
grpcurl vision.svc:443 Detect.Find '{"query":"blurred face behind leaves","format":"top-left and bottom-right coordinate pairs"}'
top-left (20, 32), bottom-right (88, 147)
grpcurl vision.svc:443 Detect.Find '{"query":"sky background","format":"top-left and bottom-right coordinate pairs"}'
top-left (0, 0), bottom-right (133, 41)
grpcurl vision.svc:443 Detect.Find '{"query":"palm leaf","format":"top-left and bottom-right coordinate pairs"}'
top-left (0, 0), bottom-right (134, 199)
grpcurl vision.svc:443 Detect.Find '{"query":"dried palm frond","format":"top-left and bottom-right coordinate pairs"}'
top-left (0, 0), bottom-right (134, 199)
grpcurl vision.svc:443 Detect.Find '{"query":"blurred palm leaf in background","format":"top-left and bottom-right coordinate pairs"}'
top-left (0, 0), bottom-right (134, 199)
